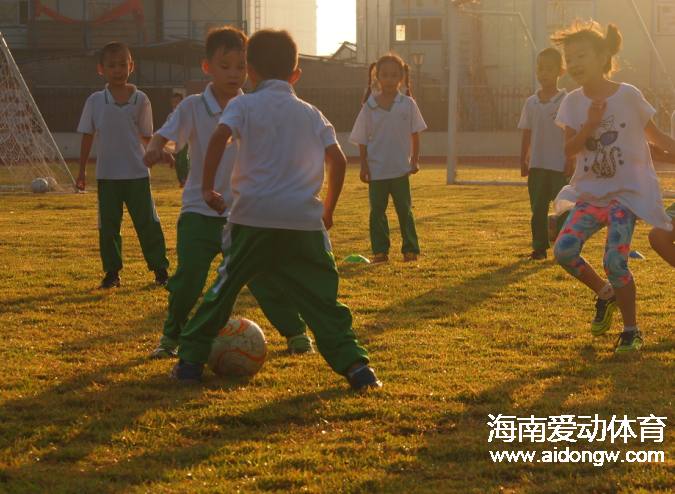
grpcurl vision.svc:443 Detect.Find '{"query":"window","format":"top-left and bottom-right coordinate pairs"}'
top-left (395, 17), bottom-right (442, 42)
top-left (396, 18), bottom-right (419, 41)
top-left (656, 4), bottom-right (675, 35)
top-left (0, 1), bottom-right (28, 25)
top-left (420, 18), bottom-right (442, 41)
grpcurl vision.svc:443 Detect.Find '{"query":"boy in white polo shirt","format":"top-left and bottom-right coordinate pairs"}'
top-left (519, 47), bottom-right (575, 260)
top-left (77, 42), bottom-right (169, 288)
top-left (165, 91), bottom-right (190, 188)
top-left (170, 29), bottom-right (381, 391)
top-left (143, 27), bottom-right (311, 359)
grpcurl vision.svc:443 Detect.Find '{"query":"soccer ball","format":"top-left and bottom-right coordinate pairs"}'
top-left (45, 177), bottom-right (57, 191)
top-left (30, 178), bottom-right (48, 194)
top-left (207, 318), bottom-right (268, 377)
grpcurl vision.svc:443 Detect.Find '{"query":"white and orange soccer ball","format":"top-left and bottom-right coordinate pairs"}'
top-left (207, 318), bottom-right (268, 377)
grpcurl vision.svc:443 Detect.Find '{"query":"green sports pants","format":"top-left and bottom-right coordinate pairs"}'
top-left (163, 212), bottom-right (307, 340)
top-left (172, 144), bottom-right (190, 183)
top-left (369, 174), bottom-right (420, 255)
top-left (178, 224), bottom-right (370, 375)
top-left (527, 168), bottom-right (570, 251)
top-left (97, 177), bottom-right (169, 273)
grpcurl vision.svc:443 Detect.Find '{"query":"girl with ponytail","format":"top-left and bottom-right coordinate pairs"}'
top-left (550, 20), bottom-right (675, 352)
top-left (349, 53), bottom-right (425, 263)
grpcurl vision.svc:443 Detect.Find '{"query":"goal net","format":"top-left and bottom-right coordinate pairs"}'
top-left (0, 32), bottom-right (77, 193)
top-left (447, 0), bottom-right (675, 199)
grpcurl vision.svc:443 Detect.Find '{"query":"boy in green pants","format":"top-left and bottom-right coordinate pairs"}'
top-left (165, 92), bottom-right (190, 188)
top-left (77, 42), bottom-right (169, 288)
top-left (144, 27), bottom-right (313, 359)
top-left (171, 29), bottom-right (381, 391)
top-left (518, 48), bottom-right (575, 260)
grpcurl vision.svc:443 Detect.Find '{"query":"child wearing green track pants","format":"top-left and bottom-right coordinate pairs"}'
top-left (171, 29), bottom-right (382, 390)
top-left (166, 92), bottom-right (190, 188)
top-left (77, 41), bottom-right (169, 289)
top-left (349, 53), bottom-right (426, 264)
top-left (144, 27), bottom-right (312, 359)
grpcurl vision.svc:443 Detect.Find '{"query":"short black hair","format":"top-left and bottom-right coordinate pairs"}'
top-left (171, 92), bottom-right (184, 100)
top-left (537, 47), bottom-right (564, 68)
top-left (247, 29), bottom-right (297, 81)
top-left (99, 41), bottom-right (131, 65)
top-left (205, 26), bottom-right (247, 61)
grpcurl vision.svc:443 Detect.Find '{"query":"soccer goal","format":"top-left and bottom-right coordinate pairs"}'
top-left (0, 32), bottom-right (77, 193)
top-left (445, 0), bottom-right (675, 199)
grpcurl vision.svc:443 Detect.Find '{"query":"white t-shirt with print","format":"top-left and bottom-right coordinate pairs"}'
top-left (554, 83), bottom-right (672, 231)
top-left (518, 89), bottom-right (567, 172)
top-left (349, 92), bottom-right (427, 181)
top-left (219, 79), bottom-right (338, 231)
top-left (77, 85), bottom-right (153, 180)
top-left (157, 85), bottom-right (242, 217)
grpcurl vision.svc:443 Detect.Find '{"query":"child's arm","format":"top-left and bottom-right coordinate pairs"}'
top-left (564, 157), bottom-right (576, 178)
top-left (644, 120), bottom-right (675, 155)
top-left (563, 99), bottom-right (607, 158)
top-left (520, 129), bottom-right (531, 177)
top-left (202, 123), bottom-right (233, 215)
top-left (358, 144), bottom-right (369, 183)
top-left (323, 143), bottom-right (347, 230)
top-left (77, 133), bottom-right (94, 191)
top-left (649, 142), bottom-right (675, 164)
top-left (143, 134), bottom-right (175, 169)
top-left (411, 132), bottom-right (420, 174)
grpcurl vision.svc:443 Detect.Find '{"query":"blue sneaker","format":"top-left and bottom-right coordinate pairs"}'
top-left (346, 365), bottom-right (382, 391)
top-left (170, 360), bottom-right (204, 384)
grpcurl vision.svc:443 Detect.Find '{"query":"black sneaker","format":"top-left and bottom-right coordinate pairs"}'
top-left (528, 250), bottom-right (547, 261)
top-left (154, 269), bottom-right (169, 286)
top-left (169, 360), bottom-right (204, 384)
top-left (346, 366), bottom-right (382, 391)
top-left (99, 271), bottom-right (121, 289)
top-left (614, 329), bottom-right (643, 353)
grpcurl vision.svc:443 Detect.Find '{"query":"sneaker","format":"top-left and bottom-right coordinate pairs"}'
top-left (169, 360), bottom-right (204, 384)
top-left (287, 334), bottom-right (315, 355)
top-left (154, 269), bottom-right (169, 286)
top-left (372, 253), bottom-right (389, 264)
top-left (346, 365), bottom-right (382, 391)
top-left (591, 296), bottom-right (618, 336)
top-left (528, 250), bottom-right (547, 261)
top-left (150, 337), bottom-right (179, 359)
top-left (99, 271), bottom-right (121, 289)
top-left (403, 252), bottom-right (418, 262)
top-left (614, 329), bottom-right (643, 353)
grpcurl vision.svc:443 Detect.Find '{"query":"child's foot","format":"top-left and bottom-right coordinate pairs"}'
top-left (170, 360), bottom-right (204, 383)
top-left (346, 365), bottom-right (382, 391)
top-left (372, 253), bottom-right (389, 264)
top-left (591, 296), bottom-right (618, 336)
top-left (179, 180), bottom-right (186, 189)
top-left (614, 329), bottom-right (643, 353)
top-left (528, 250), bottom-right (547, 261)
top-left (287, 334), bottom-right (315, 355)
top-left (403, 252), bottom-right (418, 262)
top-left (99, 271), bottom-right (121, 289)
top-left (154, 269), bottom-right (170, 286)
top-left (150, 337), bottom-right (179, 359)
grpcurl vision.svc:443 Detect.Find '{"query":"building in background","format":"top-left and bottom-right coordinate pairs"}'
top-left (245, 0), bottom-right (317, 55)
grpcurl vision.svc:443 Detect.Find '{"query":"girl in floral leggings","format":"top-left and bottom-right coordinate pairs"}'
top-left (551, 21), bottom-right (675, 352)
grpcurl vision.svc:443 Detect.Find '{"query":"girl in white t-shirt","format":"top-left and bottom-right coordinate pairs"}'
top-left (551, 21), bottom-right (675, 352)
top-left (349, 53), bottom-right (427, 263)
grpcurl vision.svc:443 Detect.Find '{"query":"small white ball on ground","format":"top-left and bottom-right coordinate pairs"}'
top-left (208, 318), bottom-right (268, 377)
top-left (45, 177), bottom-right (57, 191)
top-left (30, 178), bottom-right (48, 194)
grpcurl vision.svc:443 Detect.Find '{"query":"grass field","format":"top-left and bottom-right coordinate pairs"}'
top-left (1, 163), bottom-right (675, 493)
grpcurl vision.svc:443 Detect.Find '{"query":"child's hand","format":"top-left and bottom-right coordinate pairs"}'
top-left (587, 99), bottom-right (607, 126)
top-left (203, 190), bottom-right (227, 215)
top-left (360, 164), bottom-right (370, 183)
top-left (143, 148), bottom-right (163, 169)
top-left (410, 158), bottom-right (420, 175)
top-left (649, 142), bottom-right (667, 162)
top-left (76, 170), bottom-right (86, 191)
top-left (520, 157), bottom-right (529, 177)
top-left (564, 158), bottom-right (576, 178)
top-left (322, 209), bottom-right (333, 230)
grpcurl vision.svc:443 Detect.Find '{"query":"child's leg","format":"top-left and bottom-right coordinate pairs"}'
top-left (247, 274), bottom-right (308, 338)
top-left (390, 174), bottom-right (420, 254)
top-left (369, 179), bottom-right (391, 255)
top-left (550, 170), bottom-right (571, 237)
top-left (603, 202), bottom-right (638, 327)
top-left (97, 179), bottom-right (125, 272)
top-left (269, 229), bottom-right (370, 375)
top-left (174, 144), bottom-right (190, 183)
top-left (162, 213), bottom-right (226, 342)
top-left (553, 202), bottom-right (607, 292)
top-left (528, 168), bottom-right (552, 251)
top-left (123, 177), bottom-right (169, 271)
top-left (649, 203), bottom-right (675, 267)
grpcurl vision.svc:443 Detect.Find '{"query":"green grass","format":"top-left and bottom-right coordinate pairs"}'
top-left (1, 164), bottom-right (675, 493)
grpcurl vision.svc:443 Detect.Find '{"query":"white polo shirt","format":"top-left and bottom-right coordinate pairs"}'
top-left (219, 79), bottom-right (338, 231)
top-left (157, 84), bottom-right (242, 217)
top-left (349, 92), bottom-right (427, 181)
top-left (77, 84), bottom-right (153, 180)
top-left (518, 89), bottom-right (567, 172)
